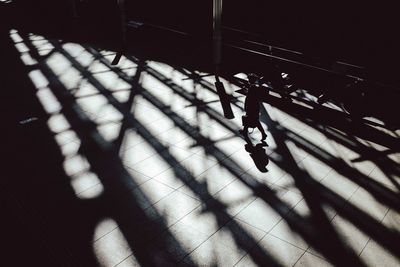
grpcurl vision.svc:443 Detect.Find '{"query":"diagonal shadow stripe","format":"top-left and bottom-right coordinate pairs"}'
top-left (260, 105), bottom-right (400, 260)
top-left (42, 38), bottom-right (288, 267)
top-left (95, 46), bottom-right (400, 265)
top-left (21, 32), bottom-right (195, 267)
top-left (83, 47), bottom-right (368, 266)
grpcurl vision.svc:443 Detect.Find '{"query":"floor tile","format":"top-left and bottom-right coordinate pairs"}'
top-left (270, 184), bottom-right (304, 209)
top-left (294, 252), bottom-right (333, 267)
top-left (298, 126), bottom-right (327, 147)
top-left (60, 140), bottom-right (81, 157)
top-left (347, 187), bottom-right (389, 222)
top-left (299, 156), bottom-right (333, 181)
top-left (153, 166), bottom-right (188, 189)
top-left (222, 148), bottom-right (261, 173)
top-left (178, 154), bottom-right (219, 177)
top-left (153, 220), bottom-right (211, 261)
top-left (142, 115), bottom-right (177, 136)
top-left (121, 142), bottom-right (159, 166)
top-left (330, 214), bottom-right (370, 255)
top-left (133, 105), bottom-right (167, 127)
top-left (63, 154), bottom-right (90, 176)
top-left (111, 89), bottom-right (132, 103)
top-left (174, 136), bottom-right (208, 155)
top-left (77, 183), bottom-right (105, 199)
top-left (151, 190), bottom-right (201, 227)
top-left (129, 154), bottom-right (173, 178)
top-left (213, 180), bottom-right (257, 217)
top-left (360, 239), bottom-right (400, 267)
top-left (179, 206), bottom-right (229, 237)
top-left (289, 198), bottom-right (337, 221)
top-left (92, 71), bottom-right (131, 91)
top-left (95, 104), bottom-right (124, 124)
top-left (210, 219), bottom-right (266, 252)
top-left (244, 161), bottom-right (288, 185)
top-left (177, 163), bottom-right (237, 201)
top-left (70, 171), bottom-right (101, 195)
top-left (273, 174), bottom-right (303, 195)
top-left (114, 255), bottom-right (140, 267)
top-left (97, 121), bottom-right (123, 143)
top-left (236, 198), bottom-right (283, 232)
top-left (93, 227), bottom-right (133, 267)
top-left (164, 145), bottom-right (198, 163)
top-left (382, 209), bottom-right (400, 230)
top-left (76, 94), bottom-right (109, 116)
top-left (280, 116), bottom-right (309, 134)
top-left (269, 219), bottom-right (309, 250)
top-left (233, 254), bottom-right (259, 267)
top-left (47, 113), bottom-right (71, 134)
top-left (93, 217), bottom-right (119, 242)
top-left (183, 238), bottom-right (247, 267)
top-left (256, 234), bottom-right (305, 266)
top-left (316, 138), bottom-right (354, 159)
top-left (128, 179), bottom-right (175, 210)
top-left (212, 134), bottom-right (245, 156)
top-left (154, 126), bottom-right (191, 148)
top-left (124, 166), bottom-right (153, 187)
top-left (55, 129), bottom-right (79, 146)
top-left (319, 170), bottom-right (360, 200)
top-left (118, 129), bottom-right (147, 152)
top-left (367, 167), bottom-right (400, 192)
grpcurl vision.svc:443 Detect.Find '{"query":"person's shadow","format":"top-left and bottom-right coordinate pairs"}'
top-left (243, 134), bottom-right (269, 172)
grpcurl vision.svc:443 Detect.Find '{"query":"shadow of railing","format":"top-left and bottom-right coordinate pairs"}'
top-left (259, 105), bottom-right (400, 258)
top-left (19, 31), bottom-right (195, 266)
top-left (132, 62), bottom-right (400, 211)
top-left (18, 31), bottom-right (293, 266)
top-left (142, 64), bottom-right (400, 213)
top-left (253, 93), bottom-right (400, 210)
top-left (14, 27), bottom-right (400, 267)
top-left (77, 45), bottom-right (378, 266)
top-left (97, 46), bottom-right (400, 264)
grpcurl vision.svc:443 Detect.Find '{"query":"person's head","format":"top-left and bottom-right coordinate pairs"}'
top-left (247, 73), bottom-right (258, 85)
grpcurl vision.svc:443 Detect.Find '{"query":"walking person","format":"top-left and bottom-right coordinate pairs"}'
top-left (240, 73), bottom-right (267, 140)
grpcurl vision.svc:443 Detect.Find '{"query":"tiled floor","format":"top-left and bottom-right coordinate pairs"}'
top-left (6, 29), bottom-right (400, 266)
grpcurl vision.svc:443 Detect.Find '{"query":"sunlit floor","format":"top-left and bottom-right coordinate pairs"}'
top-left (7, 29), bottom-right (400, 267)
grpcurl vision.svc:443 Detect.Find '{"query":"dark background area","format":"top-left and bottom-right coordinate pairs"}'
top-left (11, 0), bottom-right (400, 85)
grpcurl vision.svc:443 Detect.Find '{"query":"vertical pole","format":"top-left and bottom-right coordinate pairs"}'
top-left (213, 0), bottom-right (234, 119)
top-left (213, 0), bottom-right (223, 70)
top-left (111, 0), bottom-right (126, 65)
top-left (118, 0), bottom-right (127, 46)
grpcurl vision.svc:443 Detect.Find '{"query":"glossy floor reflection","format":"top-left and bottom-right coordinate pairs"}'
top-left (5, 29), bottom-right (400, 267)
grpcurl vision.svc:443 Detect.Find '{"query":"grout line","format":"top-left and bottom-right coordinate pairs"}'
top-left (93, 226), bottom-right (120, 244)
top-left (292, 250), bottom-right (307, 267)
top-left (113, 254), bottom-right (133, 267)
top-left (269, 231), bottom-right (308, 251)
top-left (233, 231), bottom-right (270, 267)
top-left (75, 181), bottom-right (102, 196)
top-left (92, 225), bottom-right (120, 244)
top-left (358, 237), bottom-right (372, 257)
top-left (180, 219), bottom-right (234, 264)
top-left (358, 208), bottom-right (391, 257)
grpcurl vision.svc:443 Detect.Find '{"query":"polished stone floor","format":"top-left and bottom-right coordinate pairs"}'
top-left (3, 28), bottom-right (400, 267)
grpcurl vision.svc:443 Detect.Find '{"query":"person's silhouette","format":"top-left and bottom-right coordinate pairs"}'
top-left (240, 73), bottom-right (267, 140)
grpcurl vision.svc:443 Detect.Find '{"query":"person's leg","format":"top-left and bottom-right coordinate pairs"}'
top-left (256, 122), bottom-right (267, 140)
top-left (240, 115), bottom-right (249, 136)
top-left (240, 125), bottom-right (249, 136)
